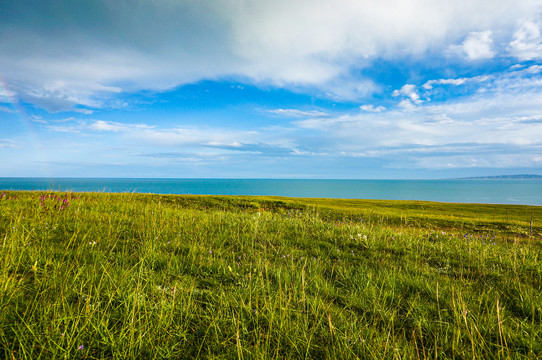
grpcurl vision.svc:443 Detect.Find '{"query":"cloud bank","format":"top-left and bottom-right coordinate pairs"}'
top-left (1, 0), bottom-right (541, 110)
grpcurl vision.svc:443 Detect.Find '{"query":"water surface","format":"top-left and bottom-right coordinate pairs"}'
top-left (1, 178), bottom-right (541, 205)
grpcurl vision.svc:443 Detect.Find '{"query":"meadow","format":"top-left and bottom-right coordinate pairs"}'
top-left (0, 191), bottom-right (541, 359)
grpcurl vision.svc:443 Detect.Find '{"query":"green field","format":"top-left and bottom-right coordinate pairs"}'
top-left (1, 191), bottom-right (541, 359)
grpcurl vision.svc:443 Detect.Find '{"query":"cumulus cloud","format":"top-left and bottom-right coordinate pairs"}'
top-left (1, 0), bottom-right (541, 110)
top-left (509, 21), bottom-right (542, 60)
top-left (393, 84), bottom-right (422, 109)
top-left (461, 31), bottom-right (495, 60)
top-left (393, 84), bottom-right (420, 101)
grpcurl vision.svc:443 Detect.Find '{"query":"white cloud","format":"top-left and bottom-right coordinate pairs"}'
top-left (397, 100), bottom-right (419, 111)
top-left (131, 127), bottom-right (267, 149)
top-left (509, 21), bottom-right (542, 60)
top-left (392, 84), bottom-right (420, 101)
top-left (360, 105), bottom-right (386, 112)
top-left (48, 119), bottom-right (271, 150)
top-left (422, 75), bottom-right (490, 91)
top-left (322, 77), bottom-right (380, 101)
top-left (52, 117), bottom-right (77, 123)
top-left (461, 30), bottom-right (495, 60)
top-left (291, 69), bottom-right (542, 169)
top-left (423, 78), bottom-right (466, 90)
top-left (267, 109), bottom-right (330, 117)
top-left (88, 120), bottom-right (126, 132)
top-left (74, 108), bottom-right (95, 115)
top-left (526, 65), bottom-right (542, 73)
top-left (393, 84), bottom-right (423, 109)
top-left (1, 0), bottom-right (541, 109)
top-left (45, 125), bottom-right (81, 133)
top-left (10, 75), bottom-right (123, 112)
top-left (415, 153), bottom-right (542, 170)
top-left (31, 115), bottom-right (47, 124)
top-left (45, 119), bottom-right (153, 134)
top-left (0, 139), bottom-right (16, 148)
top-left (0, 87), bottom-right (15, 101)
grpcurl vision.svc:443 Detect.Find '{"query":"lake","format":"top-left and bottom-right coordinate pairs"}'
top-left (1, 178), bottom-right (541, 205)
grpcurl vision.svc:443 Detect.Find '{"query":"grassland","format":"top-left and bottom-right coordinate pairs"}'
top-left (0, 191), bottom-right (541, 359)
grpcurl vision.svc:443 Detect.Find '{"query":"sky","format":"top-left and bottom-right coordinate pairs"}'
top-left (1, 0), bottom-right (542, 179)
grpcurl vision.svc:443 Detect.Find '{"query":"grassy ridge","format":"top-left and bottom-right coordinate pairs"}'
top-left (0, 191), bottom-right (541, 359)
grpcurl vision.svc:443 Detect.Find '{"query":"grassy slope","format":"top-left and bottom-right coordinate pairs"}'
top-left (0, 191), bottom-right (541, 359)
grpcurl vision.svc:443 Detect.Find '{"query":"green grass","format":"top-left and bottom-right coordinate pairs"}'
top-left (0, 191), bottom-right (541, 359)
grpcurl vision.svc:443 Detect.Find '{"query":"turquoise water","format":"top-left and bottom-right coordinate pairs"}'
top-left (0, 178), bottom-right (541, 205)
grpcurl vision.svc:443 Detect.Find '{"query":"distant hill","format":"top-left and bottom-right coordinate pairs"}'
top-left (456, 174), bottom-right (542, 180)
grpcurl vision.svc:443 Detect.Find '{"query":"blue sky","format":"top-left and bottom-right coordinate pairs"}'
top-left (1, 0), bottom-right (542, 179)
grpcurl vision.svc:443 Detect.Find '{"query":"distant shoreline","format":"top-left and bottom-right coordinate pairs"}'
top-left (454, 174), bottom-right (542, 180)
